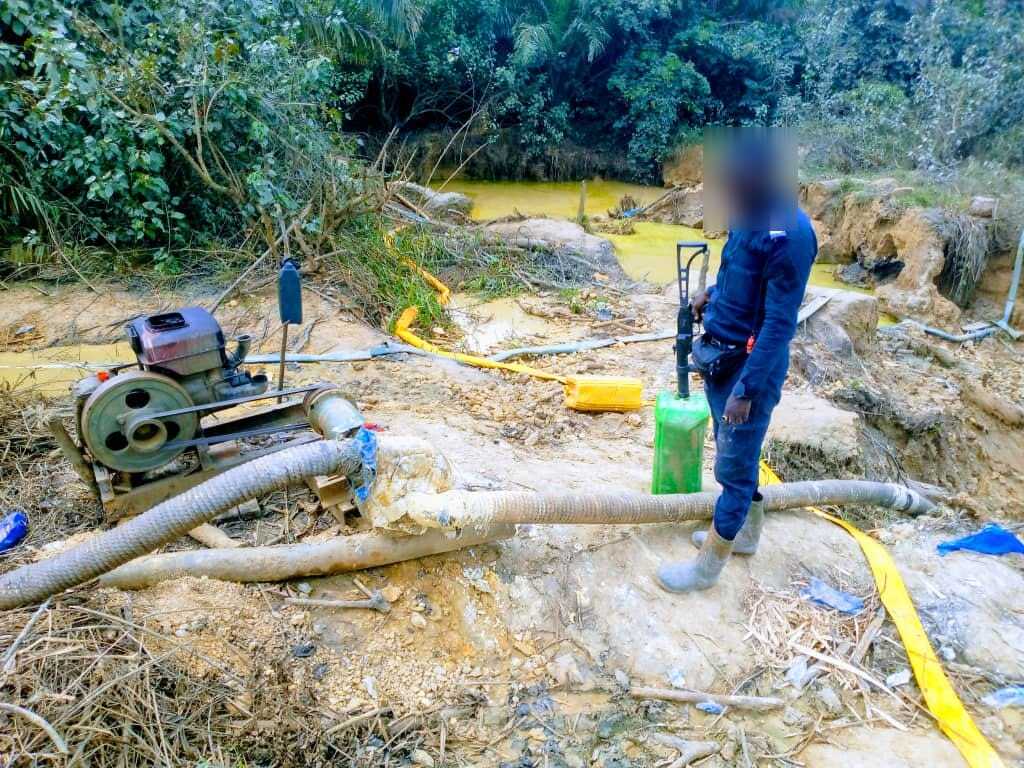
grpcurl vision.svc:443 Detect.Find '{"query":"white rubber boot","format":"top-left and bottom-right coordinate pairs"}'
top-left (692, 497), bottom-right (764, 555)
top-left (656, 525), bottom-right (734, 593)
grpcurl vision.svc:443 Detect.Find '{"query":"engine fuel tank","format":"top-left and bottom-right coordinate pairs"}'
top-left (127, 307), bottom-right (225, 377)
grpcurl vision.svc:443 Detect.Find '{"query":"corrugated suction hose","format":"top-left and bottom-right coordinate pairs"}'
top-left (401, 479), bottom-right (934, 529)
top-left (0, 440), bottom-right (360, 610)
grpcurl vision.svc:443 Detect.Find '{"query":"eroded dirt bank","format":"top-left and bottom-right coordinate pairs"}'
top-left (1, 275), bottom-right (1022, 767)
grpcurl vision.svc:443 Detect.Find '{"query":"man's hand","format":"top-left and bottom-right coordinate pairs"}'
top-left (692, 289), bottom-right (710, 322)
top-left (722, 394), bottom-right (751, 425)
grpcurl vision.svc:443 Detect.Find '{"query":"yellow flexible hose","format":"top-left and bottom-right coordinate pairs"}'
top-left (391, 233), bottom-right (999, 764)
top-left (392, 256), bottom-right (644, 409)
top-left (760, 462), bottom-right (1005, 768)
top-left (394, 305), bottom-right (567, 383)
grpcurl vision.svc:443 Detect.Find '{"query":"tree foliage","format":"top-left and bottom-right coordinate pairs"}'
top-left (1, 0), bottom-right (1022, 258)
top-left (0, 0), bottom-right (387, 259)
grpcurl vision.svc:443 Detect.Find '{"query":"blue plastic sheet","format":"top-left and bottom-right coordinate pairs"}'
top-left (800, 577), bottom-right (864, 614)
top-left (0, 509), bottom-right (29, 552)
top-left (937, 524), bottom-right (1024, 557)
top-left (978, 688), bottom-right (1024, 712)
top-left (696, 701), bottom-right (725, 714)
top-left (982, 686), bottom-right (1024, 709)
top-left (351, 427), bottom-right (378, 506)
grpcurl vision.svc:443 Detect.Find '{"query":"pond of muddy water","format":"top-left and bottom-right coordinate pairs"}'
top-left (444, 178), bottom-right (866, 291)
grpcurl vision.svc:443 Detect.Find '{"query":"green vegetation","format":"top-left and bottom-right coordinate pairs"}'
top-left (1, 0), bottom-right (1022, 312)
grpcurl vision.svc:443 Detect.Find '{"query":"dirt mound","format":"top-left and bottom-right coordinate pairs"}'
top-left (800, 179), bottom-right (1003, 328)
top-left (662, 143), bottom-right (703, 188)
top-left (875, 208), bottom-right (962, 326)
top-left (635, 186), bottom-right (703, 227)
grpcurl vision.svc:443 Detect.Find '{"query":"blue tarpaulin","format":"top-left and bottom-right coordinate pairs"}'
top-left (982, 687), bottom-right (1024, 709)
top-left (937, 524), bottom-right (1024, 557)
top-left (0, 509), bottom-right (28, 552)
top-left (800, 577), bottom-right (865, 614)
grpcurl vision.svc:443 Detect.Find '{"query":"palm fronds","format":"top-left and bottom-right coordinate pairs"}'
top-left (513, 22), bottom-right (554, 66)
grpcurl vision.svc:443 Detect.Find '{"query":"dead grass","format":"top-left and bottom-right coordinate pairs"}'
top-left (743, 576), bottom-right (924, 733)
top-left (0, 599), bottom-right (246, 765)
top-left (0, 588), bottom-right (491, 767)
top-left (0, 314), bottom-right (45, 352)
top-left (0, 385), bottom-right (96, 543)
top-left (939, 212), bottom-right (993, 307)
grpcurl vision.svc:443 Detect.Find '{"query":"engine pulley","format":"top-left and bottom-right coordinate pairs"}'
top-left (81, 371), bottom-right (198, 473)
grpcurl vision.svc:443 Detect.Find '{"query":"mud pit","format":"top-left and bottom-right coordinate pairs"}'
top-left (1, 279), bottom-right (1023, 767)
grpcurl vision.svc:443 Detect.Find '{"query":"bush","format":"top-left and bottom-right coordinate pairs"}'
top-left (0, 0), bottom-right (384, 257)
top-left (3, 0), bottom-right (1023, 284)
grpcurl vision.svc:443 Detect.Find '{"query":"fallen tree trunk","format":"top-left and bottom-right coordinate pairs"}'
top-left (629, 685), bottom-right (784, 711)
top-left (960, 381), bottom-right (1024, 427)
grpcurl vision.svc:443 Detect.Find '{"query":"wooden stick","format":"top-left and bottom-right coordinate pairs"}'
top-left (323, 707), bottom-right (388, 737)
top-left (630, 686), bottom-right (784, 711)
top-left (187, 523), bottom-right (242, 550)
top-left (0, 702), bottom-right (69, 754)
top-left (851, 606), bottom-right (886, 665)
top-left (790, 643), bottom-right (901, 703)
top-left (1, 598), bottom-right (51, 674)
top-left (648, 734), bottom-right (720, 767)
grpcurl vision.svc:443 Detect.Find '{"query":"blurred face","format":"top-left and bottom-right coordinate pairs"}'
top-left (703, 127), bottom-right (797, 231)
top-left (724, 150), bottom-right (776, 217)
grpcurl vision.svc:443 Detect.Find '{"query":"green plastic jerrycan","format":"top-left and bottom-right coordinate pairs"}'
top-left (651, 389), bottom-right (710, 494)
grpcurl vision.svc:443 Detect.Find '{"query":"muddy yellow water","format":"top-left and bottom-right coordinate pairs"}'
top-left (448, 293), bottom-right (576, 353)
top-left (0, 342), bottom-right (133, 393)
top-left (443, 178), bottom-right (659, 221)
top-left (445, 179), bottom-right (881, 300)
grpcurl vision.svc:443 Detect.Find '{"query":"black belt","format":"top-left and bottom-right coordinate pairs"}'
top-left (702, 332), bottom-right (743, 351)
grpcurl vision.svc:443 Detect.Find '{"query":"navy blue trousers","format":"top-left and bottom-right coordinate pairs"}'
top-left (704, 363), bottom-right (785, 540)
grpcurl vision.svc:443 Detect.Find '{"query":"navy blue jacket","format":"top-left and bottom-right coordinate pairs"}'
top-left (702, 208), bottom-right (817, 401)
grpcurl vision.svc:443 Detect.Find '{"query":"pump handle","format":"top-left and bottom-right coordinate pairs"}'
top-left (674, 242), bottom-right (710, 399)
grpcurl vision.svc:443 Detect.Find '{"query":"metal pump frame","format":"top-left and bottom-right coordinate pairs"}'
top-left (674, 241), bottom-right (710, 398)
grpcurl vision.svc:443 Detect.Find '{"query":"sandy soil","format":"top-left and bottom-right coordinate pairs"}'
top-left (2, 281), bottom-right (1023, 767)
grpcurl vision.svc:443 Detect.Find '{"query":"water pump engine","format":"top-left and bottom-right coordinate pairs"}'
top-left (73, 308), bottom-right (266, 474)
top-left (58, 306), bottom-right (354, 520)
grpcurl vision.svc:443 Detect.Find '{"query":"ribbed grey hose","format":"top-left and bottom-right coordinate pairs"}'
top-left (100, 524), bottom-right (515, 590)
top-left (0, 440), bottom-right (360, 611)
top-left (403, 479), bottom-right (933, 529)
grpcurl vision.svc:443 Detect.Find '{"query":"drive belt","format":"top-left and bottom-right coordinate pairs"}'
top-left (141, 384), bottom-right (324, 422)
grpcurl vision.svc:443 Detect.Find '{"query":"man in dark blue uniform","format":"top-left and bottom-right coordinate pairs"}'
top-left (657, 138), bottom-right (818, 593)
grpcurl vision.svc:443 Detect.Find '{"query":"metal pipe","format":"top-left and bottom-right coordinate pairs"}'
top-left (0, 343), bottom-right (428, 375)
top-left (895, 320), bottom-right (999, 343)
top-left (996, 226), bottom-right (1024, 336)
top-left (46, 417), bottom-right (96, 491)
top-left (227, 334), bottom-right (252, 368)
top-left (276, 322), bottom-right (289, 402)
top-left (304, 386), bottom-right (364, 440)
top-left (244, 342), bottom-right (427, 364)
